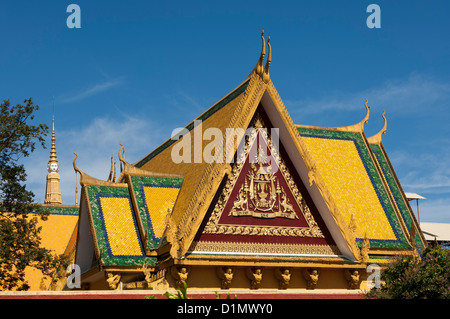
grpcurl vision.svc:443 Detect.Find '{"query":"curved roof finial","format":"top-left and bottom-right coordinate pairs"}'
top-left (367, 110), bottom-right (387, 144)
top-left (107, 155), bottom-right (114, 182)
top-left (254, 29), bottom-right (266, 76)
top-left (117, 142), bottom-right (145, 177)
top-left (73, 152), bottom-right (82, 176)
top-left (73, 152), bottom-right (117, 186)
top-left (328, 99), bottom-right (370, 132)
top-left (118, 142), bottom-right (128, 167)
top-left (256, 29), bottom-right (266, 75)
top-left (262, 35), bottom-right (272, 83)
top-left (362, 99), bottom-right (370, 126)
top-left (381, 110), bottom-right (387, 134)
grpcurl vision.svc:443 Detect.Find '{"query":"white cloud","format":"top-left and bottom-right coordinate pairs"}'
top-left (58, 78), bottom-right (124, 104)
top-left (286, 74), bottom-right (450, 117)
top-left (285, 73), bottom-right (450, 223)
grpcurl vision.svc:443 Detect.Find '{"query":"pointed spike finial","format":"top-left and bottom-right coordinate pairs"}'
top-left (48, 111), bottom-right (58, 165)
top-left (107, 155), bottom-right (114, 182)
top-left (113, 159), bottom-right (116, 183)
top-left (262, 35), bottom-right (271, 83)
top-left (254, 29), bottom-right (266, 76)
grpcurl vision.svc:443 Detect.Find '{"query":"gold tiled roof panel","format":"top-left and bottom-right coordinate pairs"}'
top-left (98, 196), bottom-right (143, 257)
top-left (301, 136), bottom-right (397, 241)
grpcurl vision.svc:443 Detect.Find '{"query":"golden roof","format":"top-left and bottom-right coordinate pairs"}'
top-left (23, 205), bottom-right (79, 290)
top-left (71, 31), bottom-right (426, 279)
top-left (296, 104), bottom-right (425, 252)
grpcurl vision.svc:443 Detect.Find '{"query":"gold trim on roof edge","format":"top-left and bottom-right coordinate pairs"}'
top-left (360, 131), bottom-right (412, 249)
top-left (368, 141), bottom-right (427, 250)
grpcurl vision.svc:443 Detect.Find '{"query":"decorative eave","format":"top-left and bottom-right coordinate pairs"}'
top-left (296, 100), bottom-right (370, 133)
top-left (73, 152), bottom-right (126, 188)
top-left (117, 143), bottom-right (184, 181)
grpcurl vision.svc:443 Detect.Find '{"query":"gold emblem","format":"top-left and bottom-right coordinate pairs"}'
top-left (230, 157), bottom-right (298, 220)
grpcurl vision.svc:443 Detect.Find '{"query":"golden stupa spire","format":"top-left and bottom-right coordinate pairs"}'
top-left (49, 115), bottom-right (58, 165)
top-left (44, 100), bottom-right (62, 205)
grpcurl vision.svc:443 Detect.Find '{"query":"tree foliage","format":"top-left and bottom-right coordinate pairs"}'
top-left (366, 245), bottom-right (450, 299)
top-left (0, 98), bottom-right (69, 290)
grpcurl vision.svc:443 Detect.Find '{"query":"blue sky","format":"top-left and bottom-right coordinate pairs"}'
top-left (1, 1), bottom-right (450, 222)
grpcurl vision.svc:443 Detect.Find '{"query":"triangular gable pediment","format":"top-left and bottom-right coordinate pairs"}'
top-left (170, 75), bottom-right (361, 262)
top-left (188, 110), bottom-right (342, 259)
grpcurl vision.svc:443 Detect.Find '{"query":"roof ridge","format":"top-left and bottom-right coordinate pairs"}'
top-left (134, 79), bottom-right (250, 168)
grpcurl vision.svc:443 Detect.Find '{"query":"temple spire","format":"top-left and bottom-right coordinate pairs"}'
top-left (49, 115), bottom-right (58, 163)
top-left (44, 104), bottom-right (62, 205)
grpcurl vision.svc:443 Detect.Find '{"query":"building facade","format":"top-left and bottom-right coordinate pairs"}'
top-left (66, 33), bottom-right (427, 292)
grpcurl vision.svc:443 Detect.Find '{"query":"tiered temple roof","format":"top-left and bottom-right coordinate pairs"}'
top-left (68, 31), bottom-right (426, 289)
